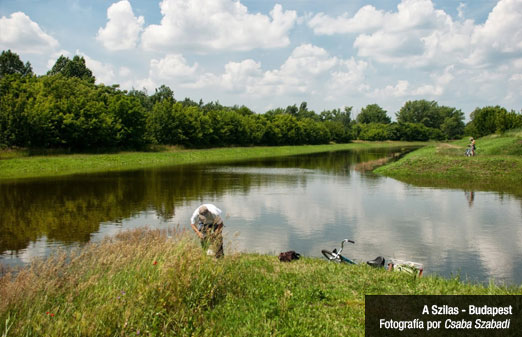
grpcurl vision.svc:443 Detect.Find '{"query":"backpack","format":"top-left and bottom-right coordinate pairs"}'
top-left (278, 250), bottom-right (301, 262)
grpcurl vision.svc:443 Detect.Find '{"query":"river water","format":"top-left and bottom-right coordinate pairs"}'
top-left (1, 147), bottom-right (521, 284)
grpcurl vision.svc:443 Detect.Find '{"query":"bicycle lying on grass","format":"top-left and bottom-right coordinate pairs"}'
top-left (321, 239), bottom-right (423, 276)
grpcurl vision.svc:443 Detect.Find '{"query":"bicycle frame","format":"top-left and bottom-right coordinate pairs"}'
top-left (322, 239), bottom-right (356, 264)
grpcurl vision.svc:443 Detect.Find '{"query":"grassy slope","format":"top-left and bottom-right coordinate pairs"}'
top-left (1, 228), bottom-right (520, 337)
top-left (375, 130), bottom-right (522, 196)
top-left (0, 141), bottom-right (422, 181)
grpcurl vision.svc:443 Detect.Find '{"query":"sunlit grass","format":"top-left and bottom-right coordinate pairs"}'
top-left (0, 141), bottom-right (423, 180)
top-left (375, 131), bottom-right (522, 196)
top-left (1, 228), bottom-right (520, 336)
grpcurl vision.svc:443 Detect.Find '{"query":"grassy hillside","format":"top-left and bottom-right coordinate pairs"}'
top-left (375, 130), bottom-right (522, 196)
top-left (1, 228), bottom-right (520, 337)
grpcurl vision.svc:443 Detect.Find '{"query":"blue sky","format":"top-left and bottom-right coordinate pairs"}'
top-left (1, 0), bottom-right (520, 119)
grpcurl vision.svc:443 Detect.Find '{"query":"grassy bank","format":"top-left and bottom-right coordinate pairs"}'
top-left (375, 130), bottom-right (522, 196)
top-left (0, 141), bottom-right (422, 181)
top-left (1, 228), bottom-right (520, 337)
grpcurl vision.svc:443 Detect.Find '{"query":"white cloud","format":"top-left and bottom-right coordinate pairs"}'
top-left (351, 0), bottom-right (460, 66)
top-left (0, 12), bottom-right (59, 54)
top-left (221, 59), bottom-right (263, 92)
top-left (134, 77), bottom-right (157, 93)
top-left (308, 5), bottom-right (384, 35)
top-left (329, 58), bottom-right (370, 94)
top-left (250, 44), bottom-right (338, 96)
top-left (371, 80), bottom-right (410, 98)
top-left (108, 0), bottom-right (519, 114)
top-left (411, 65), bottom-right (455, 96)
top-left (139, 44), bottom-right (344, 99)
top-left (457, 3), bottom-right (466, 19)
top-left (279, 44), bottom-right (338, 76)
top-left (119, 66), bottom-right (132, 78)
top-left (309, 0), bottom-right (448, 36)
top-left (149, 54), bottom-right (199, 81)
top-left (97, 0), bottom-right (144, 51)
top-left (141, 0), bottom-right (297, 52)
top-left (308, 0), bottom-right (522, 72)
top-left (466, 0), bottom-right (522, 66)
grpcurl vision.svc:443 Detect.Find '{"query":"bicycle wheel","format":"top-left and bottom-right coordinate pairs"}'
top-left (322, 249), bottom-right (340, 262)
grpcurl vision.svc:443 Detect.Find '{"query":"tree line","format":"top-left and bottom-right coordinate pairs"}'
top-left (1, 50), bottom-right (521, 151)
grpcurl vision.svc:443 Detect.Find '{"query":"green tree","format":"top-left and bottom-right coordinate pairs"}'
top-left (469, 106), bottom-right (506, 137)
top-left (358, 123), bottom-right (392, 141)
top-left (323, 121), bottom-right (350, 143)
top-left (320, 106), bottom-right (352, 127)
top-left (150, 85), bottom-right (175, 105)
top-left (108, 95), bottom-right (147, 148)
top-left (440, 115), bottom-right (464, 139)
top-left (296, 101), bottom-right (318, 120)
top-left (0, 50), bottom-right (33, 78)
top-left (285, 104), bottom-right (298, 116)
top-left (48, 55), bottom-right (95, 83)
top-left (357, 104), bottom-right (391, 124)
top-left (396, 100), bottom-right (441, 128)
top-left (393, 122), bottom-right (444, 141)
top-left (495, 109), bottom-right (522, 134)
top-left (300, 118), bottom-right (330, 144)
top-left (0, 74), bottom-right (35, 147)
top-left (232, 105), bottom-right (254, 116)
top-left (147, 100), bottom-right (177, 144)
top-left (245, 114), bottom-right (267, 145)
top-left (438, 106), bottom-right (465, 139)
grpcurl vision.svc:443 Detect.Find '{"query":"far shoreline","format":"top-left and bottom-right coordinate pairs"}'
top-left (0, 141), bottom-right (424, 181)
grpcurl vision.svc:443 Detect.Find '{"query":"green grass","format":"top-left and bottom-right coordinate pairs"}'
top-left (0, 141), bottom-right (422, 181)
top-left (1, 228), bottom-right (520, 337)
top-left (375, 130), bottom-right (522, 196)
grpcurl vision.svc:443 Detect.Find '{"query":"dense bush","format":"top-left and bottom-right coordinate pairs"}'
top-left (357, 123), bottom-right (392, 141)
top-left (396, 100), bottom-right (465, 139)
top-left (354, 122), bottom-right (444, 141)
top-left (0, 74), bottom-right (146, 149)
top-left (467, 106), bottom-right (522, 137)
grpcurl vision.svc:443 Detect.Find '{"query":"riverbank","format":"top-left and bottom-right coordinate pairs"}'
top-left (374, 130), bottom-right (522, 197)
top-left (1, 228), bottom-right (520, 337)
top-left (0, 141), bottom-right (422, 180)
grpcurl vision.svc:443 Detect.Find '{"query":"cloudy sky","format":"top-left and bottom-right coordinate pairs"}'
top-left (1, 0), bottom-right (521, 119)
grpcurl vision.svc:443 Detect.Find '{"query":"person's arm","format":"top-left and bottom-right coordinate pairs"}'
top-left (190, 222), bottom-right (204, 239)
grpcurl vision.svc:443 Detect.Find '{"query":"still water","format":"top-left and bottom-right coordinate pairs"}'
top-left (1, 147), bottom-right (521, 284)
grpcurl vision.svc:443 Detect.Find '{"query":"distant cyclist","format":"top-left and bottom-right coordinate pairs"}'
top-left (190, 204), bottom-right (224, 258)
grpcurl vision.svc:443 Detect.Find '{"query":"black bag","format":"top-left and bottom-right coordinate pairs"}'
top-left (278, 250), bottom-right (301, 262)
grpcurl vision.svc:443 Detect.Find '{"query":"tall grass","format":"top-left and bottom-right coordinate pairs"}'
top-left (1, 228), bottom-right (520, 336)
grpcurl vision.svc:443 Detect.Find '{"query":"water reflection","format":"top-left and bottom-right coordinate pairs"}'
top-left (465, 191), bottom-right (475, 208)
top-left (1, 146), bottom-right (521, 285)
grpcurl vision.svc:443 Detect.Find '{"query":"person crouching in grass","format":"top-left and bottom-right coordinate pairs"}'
top-left (190, 204), bottom-right (224, 258)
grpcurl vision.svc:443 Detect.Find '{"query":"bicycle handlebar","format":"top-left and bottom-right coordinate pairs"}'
top-left (340, 239), bottom-right (355, 252)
